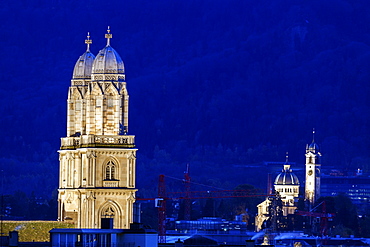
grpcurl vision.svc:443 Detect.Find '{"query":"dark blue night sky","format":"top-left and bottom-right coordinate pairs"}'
top-left (0, 0), bottom-right (369, 207)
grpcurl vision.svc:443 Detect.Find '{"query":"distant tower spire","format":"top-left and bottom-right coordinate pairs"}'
top-left (283, 152), bottom-right (290, 171)
top-left (312, 128), bottom-right (315, 143)
top-left (85, 32), bottom-right (92, 52)
top-left (105, 26), bottom-right (112, 46)
top-left (285, 152), bottom-right (289, 163)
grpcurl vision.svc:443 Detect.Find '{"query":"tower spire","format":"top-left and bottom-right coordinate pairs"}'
top-left (284, 152), bottom-right (290, 171)
top-left (312, 128), bottom-right (315, 143)
top-left (285, 152), bottom-right (289, 163)
top-left (85, 32), bottom-right (92, 52)
top-left (105, 26), bottom-right (112, 46)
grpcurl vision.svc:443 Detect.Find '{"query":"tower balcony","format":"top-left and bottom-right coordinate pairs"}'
top-left (60, 134), bottom-right (135, 150)
top-left (103, 180), bottom-right (119, 187)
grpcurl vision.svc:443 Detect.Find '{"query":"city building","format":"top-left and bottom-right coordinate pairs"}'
top-left (172, 217), bottom-right (247, 234)
top-left (57, 28), bottom-right (137, 229)
top-left (321, 170), bottom-right (370, 213)
top-left (50, 224), bottom-right (157, 247)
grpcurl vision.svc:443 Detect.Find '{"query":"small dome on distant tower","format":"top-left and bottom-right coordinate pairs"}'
top-left (308, 142), bottom-right (320, 151)
top-left (92, 27), bottom-right (125, 75)
top-left (274, 153), bottom-right (299, 185)
top-left (72, 33), bottom-right (95, 79)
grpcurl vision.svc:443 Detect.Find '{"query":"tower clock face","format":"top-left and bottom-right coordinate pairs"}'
top-left (308, 170), bottom-right (313, 176)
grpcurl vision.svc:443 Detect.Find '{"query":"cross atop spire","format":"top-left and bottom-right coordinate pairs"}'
top-left (85, 32), bottom-right (92, 52)
top-left (105, 26), bottom-right (112, 46)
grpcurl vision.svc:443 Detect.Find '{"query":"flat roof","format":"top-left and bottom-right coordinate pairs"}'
top-left (49, 228), bottom-right (157, 234)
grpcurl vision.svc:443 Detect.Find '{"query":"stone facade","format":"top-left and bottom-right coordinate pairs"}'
top-left (58, 29), bottom-right (137, 229)
top-left (255, 199), bottom-right (271, 231)
top-left (304, 133), bottom-right (321, 206)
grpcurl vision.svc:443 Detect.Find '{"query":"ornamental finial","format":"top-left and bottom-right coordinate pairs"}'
top-left (285, 152), bottom-right (289, 163)
top-left (312, 128), bottom-right (315, 143)
top-left (283, 152), bottom-right (290, 171)
top-left (85, 32), bottom-right (92, 52)
top-left (105, 26), bottom-right (112, 46)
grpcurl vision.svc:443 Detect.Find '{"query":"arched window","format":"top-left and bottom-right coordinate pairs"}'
top-left (105, 161), bottom-right (116, 180)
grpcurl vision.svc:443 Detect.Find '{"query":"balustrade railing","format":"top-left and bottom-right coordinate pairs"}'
top-left (61, 135), bottom-right (135, 149)
top-left (103, 180), bottom-right (119, 187)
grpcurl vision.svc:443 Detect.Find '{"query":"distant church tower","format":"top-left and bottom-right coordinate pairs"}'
top-left (58, 28), bottom-right (137, 229)
top-left (305, 129), bottom-right (321, 205)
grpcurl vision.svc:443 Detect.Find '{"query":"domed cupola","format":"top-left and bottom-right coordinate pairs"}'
top-left (92, 27), bottom-right (125, 81)
top-left (72, 33), bottom-right (95, 80)
top-left (275, 154), bottom-right (299, 186)
top-left (275, 164), bottom-right (300, 185)
top-left (308, 142), bottom-right (319, 152)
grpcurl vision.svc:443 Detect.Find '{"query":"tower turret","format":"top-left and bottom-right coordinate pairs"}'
top-left (87, 26), bottom-right (128, 135)
top-left (67, 33), bottom-right (96, 137)
top-left (305, 129), bottom-right (322, 205)
top-left (72, 33), bottom-right (95, 80)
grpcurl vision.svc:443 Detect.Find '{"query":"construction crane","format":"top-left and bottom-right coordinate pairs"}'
top-left (295, 201), bottom-right (335, 237)
top-left (153, 173), bottom-right (269, 243)
top-left (184, 164), bottom-right (191, 221)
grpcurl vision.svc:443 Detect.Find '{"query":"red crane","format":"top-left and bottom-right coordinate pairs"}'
top-left (153, 174), bottom-right (268, 243)
top-left (295, 201), bottom-right (335, 236)
top-left (157, 174), bottom-right (166, 243)
top-left (184, 164), bottom-right (191, 221)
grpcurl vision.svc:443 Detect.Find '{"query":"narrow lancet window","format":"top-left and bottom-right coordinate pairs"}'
top-left (105, 161), bottom-right (116, 180)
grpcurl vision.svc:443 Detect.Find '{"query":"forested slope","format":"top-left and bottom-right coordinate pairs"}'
top-left (0, 0), bottom-right (369, 208)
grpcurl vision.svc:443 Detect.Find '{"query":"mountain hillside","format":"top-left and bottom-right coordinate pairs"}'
top-left (0, 0), bottom-right (369, 202)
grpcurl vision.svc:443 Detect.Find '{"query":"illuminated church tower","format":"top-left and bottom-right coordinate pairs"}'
top-left (305, 129), bottom-right (321, 205)
top-left (58, 28), bottom-right (137, 229)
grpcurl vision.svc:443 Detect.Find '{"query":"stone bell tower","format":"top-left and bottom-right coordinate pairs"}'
top-left (305, 129), bottom-right (321, 206)
top-left (58, 28), bottom-right (137, 229)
